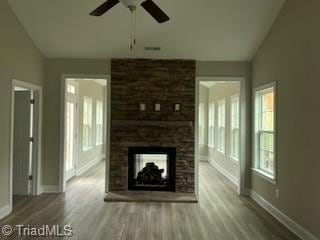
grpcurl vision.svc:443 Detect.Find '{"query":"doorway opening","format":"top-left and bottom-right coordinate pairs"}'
top-left (61, 76), bottom-right (108, 192)
top-left (197, 79), bottom-right (244, 195)
top-left (10, 80), bottom-right (42, 211)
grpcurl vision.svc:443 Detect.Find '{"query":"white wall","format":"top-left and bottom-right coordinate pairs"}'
top-left (0, 0), bottom-right (44, 212)
top-left (252, 0), bottom-right (320, 238)
top-left (43, 59), bottom-right (110, 186)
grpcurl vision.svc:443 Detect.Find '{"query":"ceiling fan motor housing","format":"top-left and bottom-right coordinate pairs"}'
top-left (90, 0), bottom-right (170, 24)
top-left (120, 0), bottom-right (144, 8)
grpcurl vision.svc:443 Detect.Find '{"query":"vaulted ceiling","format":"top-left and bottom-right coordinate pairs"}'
top-left (8, 0), bottom-right (285, 60)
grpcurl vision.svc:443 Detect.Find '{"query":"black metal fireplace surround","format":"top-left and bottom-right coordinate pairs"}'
top-left (128, 147), bottom-right (176, 191)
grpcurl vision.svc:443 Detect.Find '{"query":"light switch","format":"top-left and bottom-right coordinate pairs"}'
top-left (140, 103), bottom-right (146, 111)
top-left (174, 103), bottom-right (181, 111)
top-left (155, 103), bottom-right (161, 111)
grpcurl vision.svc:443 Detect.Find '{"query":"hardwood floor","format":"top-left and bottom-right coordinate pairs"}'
top-left (1, 161), bottom-right (299, 240)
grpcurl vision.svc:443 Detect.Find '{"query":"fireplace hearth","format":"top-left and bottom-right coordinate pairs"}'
top-left (128, 147), bottom-right (176, 191)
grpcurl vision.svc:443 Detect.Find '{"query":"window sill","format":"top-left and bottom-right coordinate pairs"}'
top-left (251, 168), bottom-right (276, 184)
top-left (83, 147), bottom-right (92, 152)
top-left (217, 149), bottom-right (225, 154)
top-left (230, 156), bottom-right (239, 163)
top-left (207, 144), bottom-right (214, 148)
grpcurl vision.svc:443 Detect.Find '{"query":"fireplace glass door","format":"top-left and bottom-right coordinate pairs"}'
top-left (135, 154), bottom-right (168, 186)
top-left (128, 147), bottom-right (176, 191)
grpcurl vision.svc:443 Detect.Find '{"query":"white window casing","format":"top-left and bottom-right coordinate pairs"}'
top-left (83, 96), bottom-right (93, 151)
top-left (253, 82), bottom-right (276, 180)
top-left (231, 95), bottom-right (240, 160)
top-left (217, 99), bottom-right (226, 153)
top-left (96, 100), bottom-right (103, 145)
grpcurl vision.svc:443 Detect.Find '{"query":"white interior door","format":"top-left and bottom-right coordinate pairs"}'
top-left (65, 84), bottom-right (78, 181)
top-left (13, 91), bottom-right (32, 195)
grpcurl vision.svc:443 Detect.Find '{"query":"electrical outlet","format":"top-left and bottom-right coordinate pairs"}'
top-left (275, 189), bottom-right (280, 199)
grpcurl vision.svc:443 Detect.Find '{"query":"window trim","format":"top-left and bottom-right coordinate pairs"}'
top-left (199, 103), bottom-right (205, 145)
top-left (67, 83), bottom-right (76, 94)
top-left (230, 94), bottom-right (240, 161)
top-left (208, 102), bottom-right (215, 148)
top-left (251, 167), bottom-right (276, 184)
top-left (83, 96), bottom-right (93, 152)
top-left (217, 98), bottom-right (226, 153)
top-left (253, 82), bottom-right (277, 182)
top-left (95, 100), bottom-right (104, 146)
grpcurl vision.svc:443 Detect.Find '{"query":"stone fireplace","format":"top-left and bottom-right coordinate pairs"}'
top-left (109, 59), bottom-right (195, 193)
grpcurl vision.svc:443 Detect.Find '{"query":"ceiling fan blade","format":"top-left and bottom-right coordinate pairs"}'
top-left (141, 0), bottom-right (170, 23)
top-left (90, 0), bottom-right (120, 16)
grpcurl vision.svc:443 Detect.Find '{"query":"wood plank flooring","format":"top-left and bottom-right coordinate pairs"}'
top-left (0, 161), bottom-right (300, 240)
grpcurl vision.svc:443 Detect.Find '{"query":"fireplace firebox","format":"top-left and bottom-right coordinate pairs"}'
top-left (128, 147), bottom-right (176, 191)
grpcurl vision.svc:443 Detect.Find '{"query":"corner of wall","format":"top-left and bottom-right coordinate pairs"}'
top-left (0, 205), bottom-right (11, 220)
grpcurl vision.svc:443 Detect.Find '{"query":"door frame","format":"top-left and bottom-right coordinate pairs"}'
top-left (65, 81), bottom-right (79, 181)
top-left (10, 79), bottom-right (43, 211)
top-left (195, 76), bottom-right (249, 197)
top-left (59, 74), bottom-right (110, 193)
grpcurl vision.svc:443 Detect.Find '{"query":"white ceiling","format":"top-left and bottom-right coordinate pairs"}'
top-left (8, 0), bottom-right (285, 61)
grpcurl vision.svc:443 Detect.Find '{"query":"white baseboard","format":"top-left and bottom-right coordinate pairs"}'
top-left (0, 205), bottom-right (11, 220)
top-left (199, 155), bottom-right (209, 162)
top-left (250, 190), bottom-right (319, 240)
top-left (208, 158), bottom-right (239, 186)
top-left (76, 155), bottom-right (105, 176)
top-left (40, 185), bottom-right (60, 193)
top-left (243, 188), bottom-right (251, 196)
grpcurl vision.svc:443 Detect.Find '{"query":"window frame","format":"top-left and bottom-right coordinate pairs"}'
top-left (67, 84), bottom-right (76, 94)
top-left (208, 102), bottom-right (215, 148)
top-left (230, 95), bottom-right (240, 161)
top-left (95, 100), bottom-right (104, 146)
top-left (199, 103), bottom-right (205, 145)
top-left (217, 98), bottom-right (226, 153)
top-left (83, 96), bottom-right (93, 151)
top-left (253, 82), bottom-right (277, 182)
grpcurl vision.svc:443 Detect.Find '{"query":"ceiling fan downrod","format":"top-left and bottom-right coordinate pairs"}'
top-left (129, 5), bottom-right (137, 51)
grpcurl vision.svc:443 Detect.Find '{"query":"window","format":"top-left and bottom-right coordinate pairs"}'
top-left (254, 84), bottom-right (276, 178)
top-left (231, 96), bottom-right (240, 160)
top-left (67, 84), bottom-right (76, 94)
top-left (96, 100), bottom-right (103, 145)
top-left (83, 97), bottom-right (93, 151)
top-left (208, 103), bottom-right (215, 147)
top-left (217, 99), bottom-right (226, 152)
top-left (199, 103), bottom-right (205, 145)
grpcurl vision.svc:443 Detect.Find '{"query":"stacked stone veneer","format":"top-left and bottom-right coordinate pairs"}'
top-left (110, 59), bottom-right (195, 193)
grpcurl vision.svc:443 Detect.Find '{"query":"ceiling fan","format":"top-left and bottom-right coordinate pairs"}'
top-left (90, 0), bottom-right (169, 50)
top-left (90, 0), bottom-right (170, 24)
